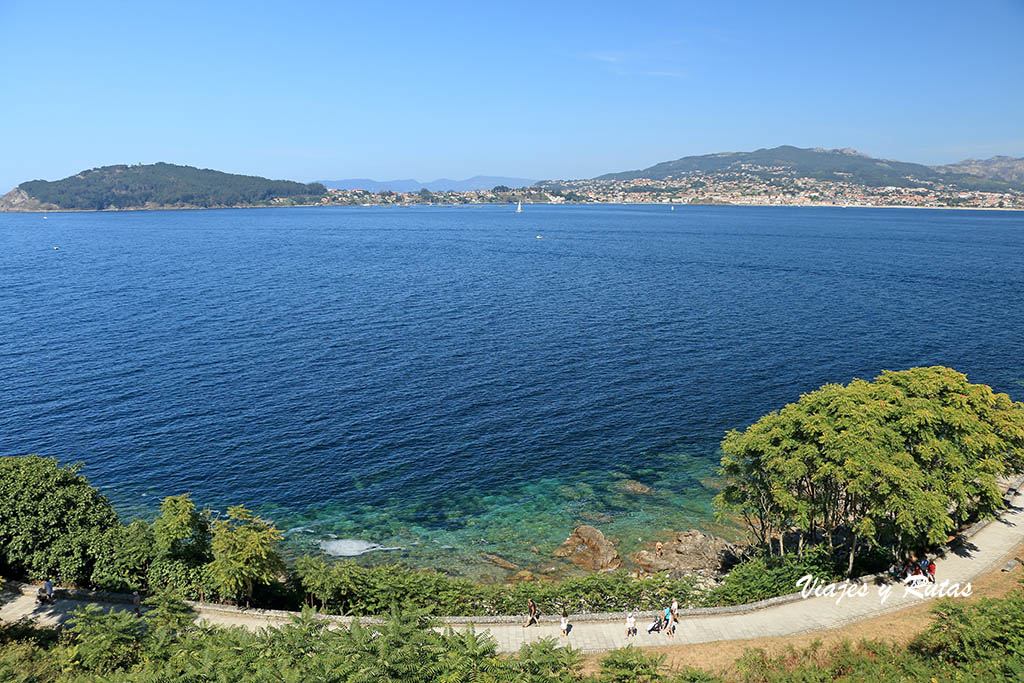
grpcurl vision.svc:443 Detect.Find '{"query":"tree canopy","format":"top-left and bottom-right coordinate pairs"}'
top-left (0, 455), bottom-right (121, 584)
top-left (715, 366), bottom-right (1024, 573)
top-left (209, 505), bottom-right (285, 606)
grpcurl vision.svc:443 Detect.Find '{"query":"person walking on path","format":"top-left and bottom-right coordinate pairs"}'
top-left (928, 559), bottom-right (936, 583)
top-left (523, 599), bottom-right (539, 628)
top-left (663, 605), bottom-right (675, 639)
top-left (670, 598), bottom-right (678, 621)
top-left (132, 591), bottom-right (142, 617)
top-left (625, 613), bottom-right (637, 638)
top-left (43, 580), bottom-right (53, 602)
top-left (560, 608), bottom-right (570, 637)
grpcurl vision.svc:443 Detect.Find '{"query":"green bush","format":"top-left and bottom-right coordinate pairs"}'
top-left (64, 604), bottom-right (146, 674)
top-left (598, 645), bottom-right (666, 682)
top-left (705, 547), bottom-right (841, 606)
top-left (294, 555), bottom-right (703, 617)
top-left (911, 591), bottom-right (1024, 664)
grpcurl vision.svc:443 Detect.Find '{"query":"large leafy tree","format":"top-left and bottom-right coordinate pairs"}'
top-left (153, 494), bottom-right (211, 563)
top-left (716, 367), bottom-right (1024, 573)
top-left (208, 506), bottom-right (284, 606)
top-left (0, 455), bottom-right (121, 584)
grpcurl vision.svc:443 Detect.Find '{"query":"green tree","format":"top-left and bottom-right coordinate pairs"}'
top-left (209, 506), bottom-right (284, 606)
top-left (153, 494), bottom-right (211, 563)
top-left (90, 519), bottom-right (156, 591)
top-left (0, 455), bottom-right (120, 584)
top-left (716, 367), bottom-right (1024, 574)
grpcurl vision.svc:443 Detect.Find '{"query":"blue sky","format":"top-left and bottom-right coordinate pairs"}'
top-left (1, 0), bottom-right (1022, 190)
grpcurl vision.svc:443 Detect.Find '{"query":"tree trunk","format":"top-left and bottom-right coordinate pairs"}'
top-left (847, 534), bottom-right (858, 576)
top-left (798, 532), bottom-right (804, 557)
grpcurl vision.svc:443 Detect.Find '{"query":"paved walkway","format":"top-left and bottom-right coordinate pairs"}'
top-left (3, 489), bottom-right (1023, 654)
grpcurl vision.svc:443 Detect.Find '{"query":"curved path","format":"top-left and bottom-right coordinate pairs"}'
top-left (3, 488), bottom-right (1023, 654)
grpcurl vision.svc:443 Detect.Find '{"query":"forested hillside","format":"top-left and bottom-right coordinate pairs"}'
top-left (7, 163), bottom-right (325, 210)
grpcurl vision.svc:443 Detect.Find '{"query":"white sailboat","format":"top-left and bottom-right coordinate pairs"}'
top-left (515, 201), bottom-right (522, 213)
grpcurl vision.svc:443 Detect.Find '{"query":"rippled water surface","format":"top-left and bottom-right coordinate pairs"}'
top-left (2, 205), bottom-right (1022, 576)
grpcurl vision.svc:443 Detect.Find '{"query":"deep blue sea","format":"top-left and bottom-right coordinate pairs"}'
top-left (2, 204), bottom-right (1023, 578)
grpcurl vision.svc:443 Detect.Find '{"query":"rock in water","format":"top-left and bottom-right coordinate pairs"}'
top-left (616, 479), bottom-right (653, 494)
top-left (634, 529), bottom-right (740, 575)
top-left (553, 525), bottom-right (623, 571)
top-left (481, 553), bottom-right (519, 570)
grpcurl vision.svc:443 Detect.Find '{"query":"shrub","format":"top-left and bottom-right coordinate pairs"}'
top-left (911, 591), bottom-right (1024, 664)
top-left (598, 645), bottom-right (666, 682)
top-left (706, 546), bottom-right (841, 606)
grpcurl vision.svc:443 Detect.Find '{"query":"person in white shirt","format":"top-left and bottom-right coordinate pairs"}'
top-left (625, 613), bottom-right (637, 637)
top-left (560, 608), bottom-right (570, 637)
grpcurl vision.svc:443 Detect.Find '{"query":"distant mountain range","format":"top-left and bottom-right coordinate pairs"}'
top-left (595, 146), bottom-right (1024, 192)
top-left (318, 175), bottom-right (537, 192)
top-left (933, 156), bottom-right (1024, 184)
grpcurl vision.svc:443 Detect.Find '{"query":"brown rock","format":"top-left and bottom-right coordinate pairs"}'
top-left (511, 570), bottom-right (536, 582)
top-left (617, 479), bottom-right (653, 495)
top-left (553, 525), bottom-right (623, 571)
top-left (634, 529), bottom-right (740, 575)
top-left (481, 553), bottom-right (519, 570)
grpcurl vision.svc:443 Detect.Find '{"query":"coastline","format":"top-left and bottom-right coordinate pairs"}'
top-left (2, 201), bottom-right (1022, 214)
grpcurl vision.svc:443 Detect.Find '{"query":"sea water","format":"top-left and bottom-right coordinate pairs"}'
top-left (2, 204), bottom-right (1022, 578)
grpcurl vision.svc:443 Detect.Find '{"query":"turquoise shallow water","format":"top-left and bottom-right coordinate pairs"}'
top-left (1, 204), bottom-right (1022, 578)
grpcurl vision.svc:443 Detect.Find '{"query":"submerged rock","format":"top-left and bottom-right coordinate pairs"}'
top-left (634, 529), bottom-right (740, 575)
top-left (579, 510), bottom-right (614, 525)
top-left (553, 525), bottom-right (623, 571)
top-left (616, 479), bottom-right (653, 495)
top-left (480, 553), bottom-right (519, 570)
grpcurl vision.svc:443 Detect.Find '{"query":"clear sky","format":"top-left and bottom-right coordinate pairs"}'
top-left (1, 0), bottom-right (1022, 190)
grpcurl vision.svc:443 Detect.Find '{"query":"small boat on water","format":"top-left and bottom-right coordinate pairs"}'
top-left (536, 235), bottom-right (543, 239)
top-left (516, 201), bottom-right (522, 213)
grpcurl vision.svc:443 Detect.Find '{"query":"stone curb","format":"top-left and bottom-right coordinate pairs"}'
top-left (10, 475), bottom-right (1023, 627)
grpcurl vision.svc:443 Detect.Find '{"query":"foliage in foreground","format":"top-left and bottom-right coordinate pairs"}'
top-left (3, 590), bottom-right (1024, 681)
top-left (295, 554), bottom-right (705, 617)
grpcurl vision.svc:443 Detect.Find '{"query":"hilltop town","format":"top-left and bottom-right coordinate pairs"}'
top-left (315, 172), bottom-right (1023, 210)
top-left (316, 146), bottom-right (1024, 210)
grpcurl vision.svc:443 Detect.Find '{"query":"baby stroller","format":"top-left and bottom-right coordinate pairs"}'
top-left (647, 615), bottom-right (664, 634)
